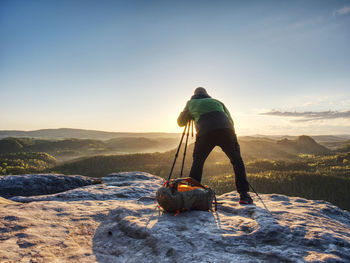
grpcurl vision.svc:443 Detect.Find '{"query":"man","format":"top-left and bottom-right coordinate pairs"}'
top-left (177, 87), bottom-right (253, 204)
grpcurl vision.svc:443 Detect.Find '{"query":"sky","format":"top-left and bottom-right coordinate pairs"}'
top-left (1, 0), bottom-right (350, 135)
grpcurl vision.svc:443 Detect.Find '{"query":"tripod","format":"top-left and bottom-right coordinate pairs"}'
top-left (166, 120), bottom-right (194, 183)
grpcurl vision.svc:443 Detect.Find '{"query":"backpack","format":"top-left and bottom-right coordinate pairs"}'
top-left (156, 177), bottom-right (217, 213)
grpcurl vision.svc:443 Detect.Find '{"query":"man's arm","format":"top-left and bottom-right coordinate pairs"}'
top-left (221, 102), bottom-right (234, 126)
top-left (177, 101), bottom-right (192, 127)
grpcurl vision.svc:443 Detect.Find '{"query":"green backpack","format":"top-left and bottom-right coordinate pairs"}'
top-left (156, 177), bottom-right (217, 213)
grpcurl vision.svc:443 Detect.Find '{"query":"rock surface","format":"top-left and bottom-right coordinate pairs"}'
top-left (0, 172), bottom-right (350, 263)
top-left (0, 174), bottom-right (99, 198)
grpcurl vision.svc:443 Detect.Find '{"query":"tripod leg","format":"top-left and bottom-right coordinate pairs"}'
top-left (191, 120), bottom-right (194, 137)
top-left (167, 123), bottom-right (189, 182)
top-left (180, 121), bottom-right (191, 177)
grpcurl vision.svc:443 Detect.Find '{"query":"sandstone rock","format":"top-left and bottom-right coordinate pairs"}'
top-left (0, 172), bottom-right (349, 262)
top-left (0, 174), bottom-right (99, 198)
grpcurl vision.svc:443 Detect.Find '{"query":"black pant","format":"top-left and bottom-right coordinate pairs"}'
top-left (189, 128), bottom-right (249, 193)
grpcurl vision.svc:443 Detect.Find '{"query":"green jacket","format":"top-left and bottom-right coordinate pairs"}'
top-left (177, 93), bottom-right (234, 136)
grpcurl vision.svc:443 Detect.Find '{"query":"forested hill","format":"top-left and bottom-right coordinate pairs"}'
top-left (0, 137), bottom-right (179, 161)
top-left (52, 135), bottom-right (336, 178)
top-left (0, 135), bottom-right (333, 162)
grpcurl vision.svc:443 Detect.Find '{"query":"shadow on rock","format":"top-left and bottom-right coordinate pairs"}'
top-left (91, 196), bottom-right (304, 263)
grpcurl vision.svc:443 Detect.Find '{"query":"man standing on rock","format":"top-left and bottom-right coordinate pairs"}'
top-left (177, 87), bottom-right (253, 204)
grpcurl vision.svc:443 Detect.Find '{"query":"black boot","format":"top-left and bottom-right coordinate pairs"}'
top-left (239, 192), bottom-right (253, 205)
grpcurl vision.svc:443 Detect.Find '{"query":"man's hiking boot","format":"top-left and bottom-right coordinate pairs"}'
top-left (239, 192), bottom-right (253, 205)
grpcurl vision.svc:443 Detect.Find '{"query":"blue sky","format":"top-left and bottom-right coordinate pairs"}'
top-left (1, 0), bottom-right (350, 135)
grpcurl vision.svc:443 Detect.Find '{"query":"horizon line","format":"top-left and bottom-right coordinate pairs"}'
top-left (0, 127), bottom-right (349, 137)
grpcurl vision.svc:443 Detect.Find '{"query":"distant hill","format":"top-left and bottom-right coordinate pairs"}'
top-left (277, 135), bottom-right (330, 154)
top-left (0, 137), bottom-right (179, 161)
top-left (0, 134), bottom-right (331, 163)
top-left (311, 136), bottom-right (350, 150)
top-left (225, 136), bottom-right (331, 159)
top-left (105, 137), bottom-right (179, 152)
top-left (0, 128), bottom-right (179, 140)
top-left (1, 129), bottom-right (346, 162)
top-left (238, 135), bottom-right (331, 159)
top-left (2, 128), bottom-right (349, 143)
top-left (52, 135), bottom-right (334, 178)
top-left (253, 134), bottom-right (350, 142)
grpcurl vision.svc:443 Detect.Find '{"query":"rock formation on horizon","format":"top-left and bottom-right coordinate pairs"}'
top-left (277, 135), bottom-right (330, 154)
top-left (0, 172), bottom-right (349, 262)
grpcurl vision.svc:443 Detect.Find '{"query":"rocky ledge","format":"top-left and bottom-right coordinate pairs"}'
top-left (0, 174), bottom-right (101, 198)
top-left (0, 172), bottom-right (349, 262)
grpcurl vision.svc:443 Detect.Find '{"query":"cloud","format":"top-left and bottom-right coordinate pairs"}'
top-left (303, 101), bottom-right (314, 107)
top-left (333, 6), bottom-right (350, 16)
top-left (261, 110), bottom-right (350, 122)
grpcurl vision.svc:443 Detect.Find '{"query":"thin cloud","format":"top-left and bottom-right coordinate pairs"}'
top-left (303, 102), bottom-right (314, 107)
top-left (261, 110), bottom-right (350, 122)
top-left (333, 6), bottom-right (350, 16)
